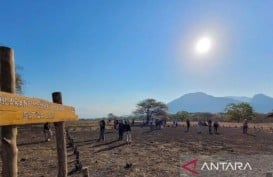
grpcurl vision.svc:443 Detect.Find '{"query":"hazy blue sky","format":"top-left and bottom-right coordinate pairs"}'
top-left (1, 1), bottom-right (273, 118)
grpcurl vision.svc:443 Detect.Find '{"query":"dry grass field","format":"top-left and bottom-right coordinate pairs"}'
top-left (1, 120), bottom-right (273, 177)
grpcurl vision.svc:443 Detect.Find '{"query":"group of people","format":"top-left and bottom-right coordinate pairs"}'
top-left (98, 119), bottom-right (132, 144)
top-left (42, 118), bottom-right (250, 144)
top-left (146, 118), bottom-right (166, 130)
top-left (184, 118), bottom-right (249, 134)
top-left (184, 119), bottom-right (220, 134)
top-left (42, 119), bottom-right (133, 144)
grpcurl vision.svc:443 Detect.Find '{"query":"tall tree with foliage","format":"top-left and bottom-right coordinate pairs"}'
top-left (225, 103), bottom-right (255, 122)
top-left (134, 98), bottom-right (168, 124)
top-left (171, 111), bottom-right (190, 121)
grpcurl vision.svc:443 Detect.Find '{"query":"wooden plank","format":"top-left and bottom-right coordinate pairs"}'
top-left (0, 111), bottom-right (77, 125)
top-left (0, 91), bottom-right (75, 112)
top-left (0, 91), bottom-right (78, 125)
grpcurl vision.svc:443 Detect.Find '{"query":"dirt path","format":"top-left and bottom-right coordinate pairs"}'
top-left (1, 123), bottom-right (273, 177)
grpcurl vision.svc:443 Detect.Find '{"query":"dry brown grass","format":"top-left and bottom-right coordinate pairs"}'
top-left (0, 120), bottom-right (273, 176)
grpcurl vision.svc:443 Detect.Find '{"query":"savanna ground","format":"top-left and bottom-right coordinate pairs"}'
top-left (1, 120), bottom-right (273, 177)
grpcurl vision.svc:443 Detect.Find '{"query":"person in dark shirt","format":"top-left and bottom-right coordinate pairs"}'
top-left (243, 119), bottom-right (248, 134)
top-left (114, 119), bottom-right (118, 130)
top-left (208, 119), bottom-right (212, 134)
top-left (98, 120), bottom-right (106, 142)
top-left (213, 121), bottom-right (219, 134)
top-left (185, 119), bottom-right (190, 132)
top-left (118, 120), bottom-right (125, 141)
top-left (124, 121), bottom-right (132, 144)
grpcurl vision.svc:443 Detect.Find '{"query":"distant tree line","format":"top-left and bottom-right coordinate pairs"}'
top-left (130, 99), bottom-right (272, 123)
top-left (95, 99), bottom-right (272, 123)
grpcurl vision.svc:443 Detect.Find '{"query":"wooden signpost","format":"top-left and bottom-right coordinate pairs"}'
top-left (0, 91), bottom-right (77, 125)
top-left (0, 46), bottom-right (78, 177)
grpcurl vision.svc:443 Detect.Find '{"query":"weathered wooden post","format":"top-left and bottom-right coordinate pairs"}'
top-left (52, 92), bottom-right (67, 177)
top-left (82, 167), bottom-right (90, 177)
top-left (0, 46), bottom-right (18, 177)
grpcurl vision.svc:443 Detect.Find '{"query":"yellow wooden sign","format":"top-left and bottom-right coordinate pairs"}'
top-left (0, 91), bottom-right (78, 125)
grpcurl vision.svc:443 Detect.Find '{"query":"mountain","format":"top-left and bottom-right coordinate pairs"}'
top-left (250, 94), bottom-right (273, 113)
top-left (167, 92), bottom-right (240, 113)
top-left (167, 92), bottom-right (273, 114)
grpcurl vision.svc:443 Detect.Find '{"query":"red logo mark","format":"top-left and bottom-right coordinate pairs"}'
top-left (181, 159), bottom-right (199, 175)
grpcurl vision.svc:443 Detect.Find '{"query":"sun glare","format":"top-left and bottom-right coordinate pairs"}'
top-left (195, 37), bottom-right (212, 54)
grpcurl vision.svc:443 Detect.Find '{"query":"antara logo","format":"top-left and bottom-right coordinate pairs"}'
top-left (201, 162), bottom-right (252, 171)
top-left (181, 159), bottom-right (253, 175)
top-left (181, 159), bottom-right (199, 175)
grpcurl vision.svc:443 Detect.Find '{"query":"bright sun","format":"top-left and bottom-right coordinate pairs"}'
top-left (195, 37), bottom-right (212, 54)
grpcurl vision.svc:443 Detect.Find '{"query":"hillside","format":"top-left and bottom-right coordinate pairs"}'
top-left (168, 92), bottom-right (273, 114)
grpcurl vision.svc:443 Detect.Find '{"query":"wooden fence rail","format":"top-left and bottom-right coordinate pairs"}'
top-left (66, 129), bottom-right (90, 177)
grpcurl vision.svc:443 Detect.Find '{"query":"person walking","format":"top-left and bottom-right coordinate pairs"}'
top-left (43, 122), bottom-right (52, 142)
top-left (98, 119), bottom-right (106, 142)
top-left (243, 119), bottom-right (248, 134)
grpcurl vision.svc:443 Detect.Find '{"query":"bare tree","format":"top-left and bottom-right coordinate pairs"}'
top-left (15, 65), bottom-right (24, 94)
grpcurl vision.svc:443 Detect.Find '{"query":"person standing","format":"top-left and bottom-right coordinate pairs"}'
top-left (208, 119), bottom-right (212, 134)
top-left (124, 121), bottom-right (132, 144)
top-left (43, 122), bottom-right (52, 142)
top-left (114, 119), bottom-right (118, 130)
top-left (118, 120), bottom-right (125, 140)
top-left (185, 119), bottom-right (190, 132)
top-left (197, 120), bottom-right (202, 134)
top-left (175, 120), bottom-right (178, 127)
top-left (150, 118), bottom-right (155, 131)
top-left (98, 119), bottom-right (106, 142)
top-left (213, 121), bottom-right (219, 134)
top-left (243, 119), bottom-right (248, 134)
